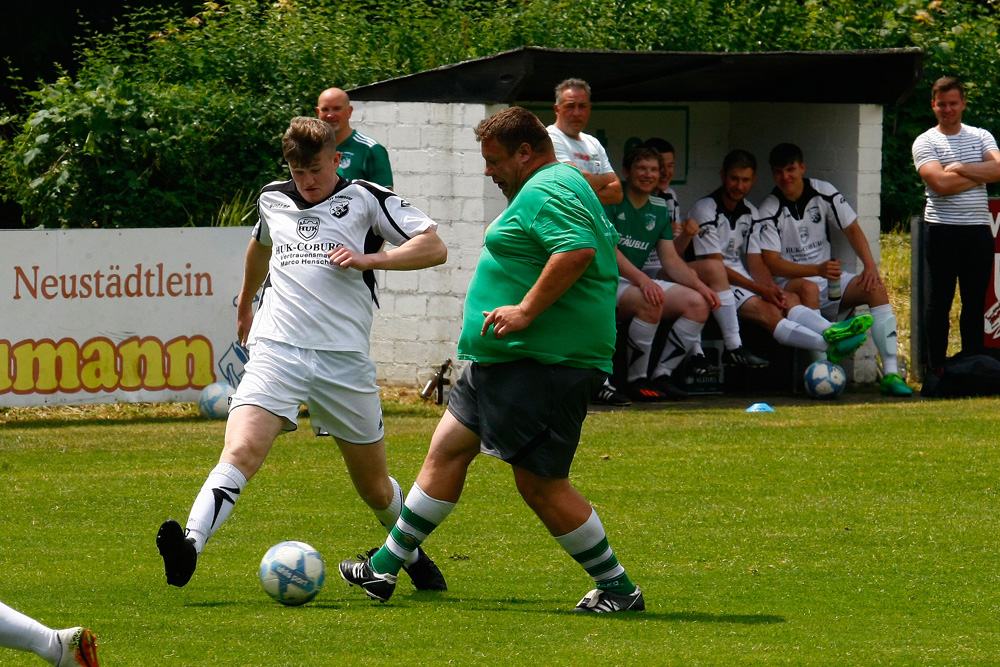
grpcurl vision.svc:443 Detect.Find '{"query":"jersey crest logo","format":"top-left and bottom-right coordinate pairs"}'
top-left (297, 217), bottom-right (320, 240)
top-left (799, 226), bottom-right (810, 244)
top-left (340, 155), bottom-right (353, 169)
top-left (331, 200), bottom-right (350, 218)
top-left (645, 214), bottom-right (657, 231)
top-left (809, 207), bottom-right (822, 225)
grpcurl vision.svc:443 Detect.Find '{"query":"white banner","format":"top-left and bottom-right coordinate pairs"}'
top-left (1, 228), bottom-right (252, 406)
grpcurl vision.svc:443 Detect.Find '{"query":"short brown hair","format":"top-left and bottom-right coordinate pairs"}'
top-left (555, 78), bottom-right (591, 104)
top-left (282, 116), bottom-right (337, 167)
top-left (931, 76), bottom-right (965, 101)
top-left (474, 106), bottom-right (553, 155)
top-left (723, 149), bottom-right (756, 173)
top-left (623, 146), bottom-right (661, 173)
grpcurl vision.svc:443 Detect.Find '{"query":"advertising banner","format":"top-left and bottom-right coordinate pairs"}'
top-left (987, 198), bottom-right (1000, 350)
top-left (1, 228), bottom-right (251, 407)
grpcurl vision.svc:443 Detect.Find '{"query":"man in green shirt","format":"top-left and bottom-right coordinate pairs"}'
top-left (340, 106), bottom-right (644, 613)
top-left (609, 146), bottom-right (720, 401)
top-left (316, 87), bottom-right (394, 187)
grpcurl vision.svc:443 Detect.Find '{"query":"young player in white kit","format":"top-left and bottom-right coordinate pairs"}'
top-left (157, 117), bottom-right (450, 590)
top-left (757, 143), bottom-right (911, 396)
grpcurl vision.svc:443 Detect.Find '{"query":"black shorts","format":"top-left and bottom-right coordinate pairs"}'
top-left (447, 359), bottom-right (605, 478)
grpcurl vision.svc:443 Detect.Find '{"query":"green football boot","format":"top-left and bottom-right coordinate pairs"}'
top-left (880, 372), bottom-right (913, 396)
top-left (826, 333), bottom-right (867, 365)
top-left (822, 313), bottom-right (874, 343)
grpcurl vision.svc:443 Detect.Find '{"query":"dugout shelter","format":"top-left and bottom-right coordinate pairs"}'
top-left (347, 47), bottom-right (924, 386)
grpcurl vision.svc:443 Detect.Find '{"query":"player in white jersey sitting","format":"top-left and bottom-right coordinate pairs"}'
top-left (157, 117), bottom-right (450, 590)
top-left (610, 146), bottom-right (720, 401)
top-left (757, 143), bottom-right (912, 396)
top-left (681, 149), bottom-right (872, 365)
top-left (672, 150), bottom-right (772, 370)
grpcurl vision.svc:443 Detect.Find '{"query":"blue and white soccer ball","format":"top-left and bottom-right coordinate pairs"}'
top-left (259, 541), bottom-right (326, 606)
top-left (198, 381), bottom-right (235, 419)
top-left (804, 360), bottom-right (847, 399)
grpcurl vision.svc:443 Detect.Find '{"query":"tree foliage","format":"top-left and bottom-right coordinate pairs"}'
top-left (1, 0), bottom-right (997, 228)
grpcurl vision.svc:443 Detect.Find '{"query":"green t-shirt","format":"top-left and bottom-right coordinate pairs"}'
top-left (605, 194), bottom-right (672, 270)
top-left (337, 130), bottom-right (393, 187)
top-left (458, 163), bottom-right (619, 372)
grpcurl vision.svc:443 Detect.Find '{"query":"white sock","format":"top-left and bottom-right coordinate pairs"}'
top-left (372, 477), bottom-right (417, 565)
top-left (652, 316), bottom-right (704, 378)
top-left (625, 318), bottom-right (658, 382)
top-left (786, 305), bottom-right (833, 335)
top-left (773, 318), bottom-right (828, 352)
top-left (871, 304), bottom-right (899, 375)
top-left (0, 599), bottom-right (59, 663)
top-left (186, 462), bottom-right (247, 553)
top-left (714, 290), bottom-right (743, 349)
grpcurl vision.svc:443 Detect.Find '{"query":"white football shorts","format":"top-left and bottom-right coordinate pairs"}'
top-left (616, 276), bottom-right (679, 300)
top-left (231, 337), bottom-right (384, 444)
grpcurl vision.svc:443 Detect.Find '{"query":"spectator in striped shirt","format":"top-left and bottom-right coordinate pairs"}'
top-left (912, 77), bottom-right (1000, 375)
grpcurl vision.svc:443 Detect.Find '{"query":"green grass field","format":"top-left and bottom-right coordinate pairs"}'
top-left (2, 394), bottom-right (999, 666)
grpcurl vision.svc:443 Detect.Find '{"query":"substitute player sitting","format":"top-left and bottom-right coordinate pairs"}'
top-left (611, 146), bottom-right (720, 401)
top-left (157, 117), bottom-right (449, 590)
top-left (683, 149), bottom-right (872, 364)
top-left (757, 143), bottom-right (911, 396)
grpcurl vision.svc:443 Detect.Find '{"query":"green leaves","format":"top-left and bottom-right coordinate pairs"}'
top-left (0, 0), bottom-right (996, 228)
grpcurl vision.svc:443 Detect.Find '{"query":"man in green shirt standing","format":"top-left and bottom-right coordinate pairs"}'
top-left (340, 106), bottom-right (644, 613)
top-left (316, 87), bottom-right (394, 187)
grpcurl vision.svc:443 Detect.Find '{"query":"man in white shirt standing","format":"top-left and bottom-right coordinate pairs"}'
top-left (547, 78), bottom-right (623, 206)
top-left (912, 76), bottom-right (1000, 376)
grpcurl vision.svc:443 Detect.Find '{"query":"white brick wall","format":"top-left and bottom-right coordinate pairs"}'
top-left (354, 101), bottom-right (495, 385)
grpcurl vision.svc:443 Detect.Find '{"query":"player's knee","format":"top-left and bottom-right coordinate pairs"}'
top-left (637, 300), bottom-right (662, 322)
top-left (356, 478), bottom-right (394, 510)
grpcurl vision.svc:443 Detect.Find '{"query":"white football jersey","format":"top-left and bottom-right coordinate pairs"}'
top-left (248, 178), bottom-right (436, 353)
top-left (755, 178), bottom-right (856, 266)
top-left (688, 189), bottom-right (760, 280)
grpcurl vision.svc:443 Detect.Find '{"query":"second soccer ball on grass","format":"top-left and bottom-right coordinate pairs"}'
top-left (804, 360), bottom-right (847, 399)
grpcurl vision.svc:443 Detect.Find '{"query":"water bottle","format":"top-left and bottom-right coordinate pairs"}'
top-left (827, 276), bottom-right (842, 300)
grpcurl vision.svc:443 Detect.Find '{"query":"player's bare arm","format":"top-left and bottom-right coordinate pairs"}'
top-left (841, 221), bottom-right (883, 292)
top-left (482, 247), bottom-right (595, 339)
top-left (657, 239), bottom-right (720, 311)
top-left (745, 253), bottom-right (786, 309)
top-left (236, 238), bottom-right (272, 346)
top-left (616, 248), bottom-right (663, 307)
top-left (761, 249), bottom-right (840, 281)
top-left (672, 218), bottom-right (699, 253)
top-left (328, 228), bottom-right (447, 272)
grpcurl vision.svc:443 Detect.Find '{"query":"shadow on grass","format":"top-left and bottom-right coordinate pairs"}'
top-left (2, 416), bottom-right (202, 430)
top-left (377, 594), bottom-right (786, 625)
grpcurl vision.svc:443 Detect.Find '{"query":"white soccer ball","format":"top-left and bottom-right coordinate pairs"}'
top-left (198, 381), bottom-right (235, 419)
top-left (259, 541), bottom-right (326, 606)
top-left (803, 360), bottom-right (847, 399)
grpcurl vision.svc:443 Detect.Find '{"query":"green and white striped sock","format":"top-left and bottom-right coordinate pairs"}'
top-left (370, 483), bottom-right (455, 575)
top-left (555, 509), bottom-right (635, 595)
